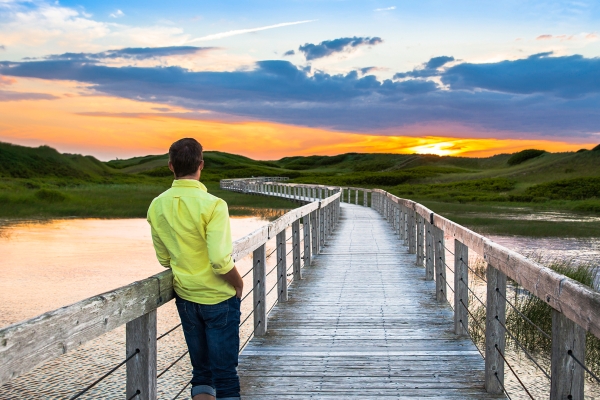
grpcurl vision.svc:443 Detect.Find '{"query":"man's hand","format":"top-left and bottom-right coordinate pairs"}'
top-left (221, 266), bottom-right (244, 299)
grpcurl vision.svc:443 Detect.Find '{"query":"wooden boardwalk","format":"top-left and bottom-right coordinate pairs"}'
top-left (239, 203), bottom-right (504, 399)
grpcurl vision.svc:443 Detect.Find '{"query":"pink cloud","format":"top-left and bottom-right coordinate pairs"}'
top-left (536, 34), bottom-right (553, 40)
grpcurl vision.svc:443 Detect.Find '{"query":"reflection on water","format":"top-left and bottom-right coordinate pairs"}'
top-left (0, 215), bottom-right (271, 328)
top-left (465, 209), bottom-right (600, 223)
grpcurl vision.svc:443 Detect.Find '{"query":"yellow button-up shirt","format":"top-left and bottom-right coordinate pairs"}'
top-left (147, 179), bottom-right (235, 304)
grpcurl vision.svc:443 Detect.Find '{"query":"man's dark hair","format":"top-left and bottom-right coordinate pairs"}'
top-left (169, 138), bottom-right (203, 177)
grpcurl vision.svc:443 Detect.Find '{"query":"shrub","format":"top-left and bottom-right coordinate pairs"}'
top-left (35, 189), bottom-right (67, 202)
top-left (507, 149), bottom-right (545, 166)
top-left (525, 177), bottom-right (600, 200)
top-left (593, 144), bottom-right (600, 151)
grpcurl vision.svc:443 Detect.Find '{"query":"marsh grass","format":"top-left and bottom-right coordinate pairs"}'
top-left (468, 257), bottom-right (600, 378)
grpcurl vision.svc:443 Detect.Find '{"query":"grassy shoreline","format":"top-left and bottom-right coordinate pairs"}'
top-left (1, 142), bottom-right (599, 237)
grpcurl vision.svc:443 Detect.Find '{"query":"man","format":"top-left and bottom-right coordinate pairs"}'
top-left (147, 138), bottom-right (244, 400)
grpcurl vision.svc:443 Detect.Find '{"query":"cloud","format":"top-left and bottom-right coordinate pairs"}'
top-left (298, 36), bottom-right (383, 61)
top-left (394, 55), bottom-right (454, 79)
top-left (39, 46), bottom-right (215, 61)
top-left (441, 52), bottom-right (600, 97)
top-left (110, 9), bottom-right (124, 18)
top-left (0, 90), bottom-right (58, 101)
top-left (283, 50), bottom-right (295, 56)
top-left (0, 45), bottom-right (5, 51)
top-left (1, 53), bottom-right (600, 138)
top-left (0, 75), bottom-right (16, 85)
top-left (187, 20), bottom-right (316, 43)
top-left (374, 6), bottom-right (396, 11)
top-left (537, 34), bottom-right (553, 40)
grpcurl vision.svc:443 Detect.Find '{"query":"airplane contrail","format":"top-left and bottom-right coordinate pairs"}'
top-left (187, 20), bottom-right (317, 43)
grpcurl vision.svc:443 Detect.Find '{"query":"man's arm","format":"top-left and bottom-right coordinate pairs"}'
top-left (221, 267), bottom-right (244, 298)
top-left (148, 213), bottom-right (171, 268)
top-left (206, 199), bottom-right (242, 295)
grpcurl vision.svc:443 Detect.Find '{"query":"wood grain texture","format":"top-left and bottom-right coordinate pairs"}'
top-left (550, 309), bottom-right (585, 400)
top-left (485, 266), bottom-right (506, 394)
top-left (0, 270), bottom-right (173, 386)
top-left (253, 244), bottom-right (267, 336)
top-left (126, 310), bottom-right (157, 400)
top-left (239, 203), bottom-right (502, 399)
top-left (454, 240), bottom-right (469, 336)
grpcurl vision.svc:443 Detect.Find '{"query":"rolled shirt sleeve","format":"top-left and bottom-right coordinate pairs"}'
top-left (206, 199), bottom-right (235, 275)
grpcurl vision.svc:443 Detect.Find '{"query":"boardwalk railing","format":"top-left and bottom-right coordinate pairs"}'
top-left (370, 189), bottom-right (600, 399)
top-left (2, 177), bottom-right (599, 399)
top-left (0, 182), bottom-right (341, 399)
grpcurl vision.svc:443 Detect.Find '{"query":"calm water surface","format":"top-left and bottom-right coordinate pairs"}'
top-left (0, 216), bottom-right (272, 328)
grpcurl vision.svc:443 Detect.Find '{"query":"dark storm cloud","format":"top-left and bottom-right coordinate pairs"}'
top-left (298, 37), bottom-right (383, 61)
top-left (1, 53), bottom-right (599, 138)
top-left (33, 46), bottom-right (214, 62)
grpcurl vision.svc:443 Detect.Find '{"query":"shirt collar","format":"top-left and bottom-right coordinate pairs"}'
top-left (172, 179), bottom-right (207, 192)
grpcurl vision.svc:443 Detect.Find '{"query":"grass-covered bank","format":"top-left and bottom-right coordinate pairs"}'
top-left (1, 141), bottom-right (600, 236)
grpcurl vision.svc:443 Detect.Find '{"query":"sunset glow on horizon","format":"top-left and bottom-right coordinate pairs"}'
top-left (1, 0), bottom-right (599, 160)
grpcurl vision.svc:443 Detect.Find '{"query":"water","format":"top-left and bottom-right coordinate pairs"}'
top-left (0, 215), bottom-right (272, 328)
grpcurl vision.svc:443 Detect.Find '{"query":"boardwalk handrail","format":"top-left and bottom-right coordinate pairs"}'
top-left (0, 182), bottom-right (341, 399)
top-left (370, 189), bottom-right (600, 399)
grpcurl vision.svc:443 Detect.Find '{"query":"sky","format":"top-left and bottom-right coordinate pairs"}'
top-left (0, 0), bottom-right (599, 160)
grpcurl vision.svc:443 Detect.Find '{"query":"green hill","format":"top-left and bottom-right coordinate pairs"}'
top-left (1, 142), bottom-right (599, 235)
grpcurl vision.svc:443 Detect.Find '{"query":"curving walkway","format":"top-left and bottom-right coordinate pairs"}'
top-left (238, 203), bottom-right (504, 399)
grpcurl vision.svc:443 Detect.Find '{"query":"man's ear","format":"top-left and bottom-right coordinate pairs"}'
top-left (168, 160), bottom-right (175, 172)
top-left (199, 160), bottom-right (205, 171)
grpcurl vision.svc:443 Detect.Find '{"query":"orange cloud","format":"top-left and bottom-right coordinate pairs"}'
top-left (0, 76), bottom-right (17, 86)
top-left (0, 78), bottom-right (596, 160)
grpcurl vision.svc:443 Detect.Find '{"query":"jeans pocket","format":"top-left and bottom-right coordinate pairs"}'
top-left (201, 303), bottom-right (228, 329)
top-left (175, 301), bottom-right (196, 333)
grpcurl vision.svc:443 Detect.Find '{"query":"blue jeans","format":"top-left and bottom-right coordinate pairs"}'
top-left (175, 295), bottom-right (241, 400)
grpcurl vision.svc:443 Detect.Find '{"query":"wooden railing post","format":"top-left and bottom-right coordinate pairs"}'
top-left (311, 210), bottom-right (318, 257)
top-left (550, 310), bottom-right (586, 399)
top-left (434, 226), bottom-right (446, 302)
top-left (454, 239), bottom-right (469, 336)
top-left (425, 221), bottom-right (434, 280)
top-left (399, 206), bottom-right (404, 242)
top-left (416, 214), bottom-right (424, 266)
top-left (485, 265), bottom-right (506, 394)
top-left (126, 311), bottom-right (157, 400)
top-left (363, 190), bottom-right (368, 207)
top-left (276, 231), bottom-right (288, 302)
top-left (319, 206), bottom-right (325, 249)
top-left (408, 209), bottom-right (416, 254)
top-left (292, 220), bottom-right (302, 280)
top-left (253, 243), bottom-right (267, 335)
top-left (303, 215), bottom-right (311, 267)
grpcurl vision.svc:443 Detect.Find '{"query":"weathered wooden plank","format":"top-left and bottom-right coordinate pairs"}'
top-left (126, 310), bottom-right (157, 400)
top-left (550, 309), bottom-right (585, 400)
top-left (434, 226), bottom-right (446, 303)
top-left (425, 221), bottom-right (434, 281)
top-left (253, 244), bottom-right (267, 336)
top-left (303, 214), bottom-right (311, 267)
top-left (276, 231), bottom-right (288, 302)
top-left (0, 270), bottom-right (173, 386)
top-left (454, 239), bottom-right (469, 336)
top-left (292, 220), bottom-right (302, 281)
top-left (485, 266), bottom-right (506, 394)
